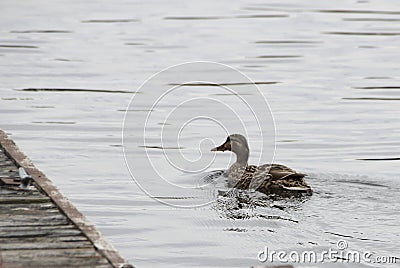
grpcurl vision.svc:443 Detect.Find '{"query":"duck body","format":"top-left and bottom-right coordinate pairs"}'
top-left (211, 134), bottom-right (312, 197)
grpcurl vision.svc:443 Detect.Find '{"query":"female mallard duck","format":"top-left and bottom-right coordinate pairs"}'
top-left (211, 134), bottom-right (312, 197)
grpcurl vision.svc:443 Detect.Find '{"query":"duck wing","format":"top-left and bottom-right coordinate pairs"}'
top-left (269, 164), bottom-right (312, 195)
top-left (233, 163), bottom-right (312, 196)
top-left (265, 163), bottom-right (299, 174)
top-left (248, 165), bottom-right (272, 190)
top-left (247, 163), bottom-right (301, 190)
top-left (253, 164), bottom-right (311, 195)
top-left (266, 164), bottom-right (306, 181)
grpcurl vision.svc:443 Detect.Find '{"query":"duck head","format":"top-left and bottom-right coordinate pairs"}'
top-left (211, 134), bottom-right (249, 164)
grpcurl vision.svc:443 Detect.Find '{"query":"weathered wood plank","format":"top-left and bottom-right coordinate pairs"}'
top-left (0, 187), bottom-right (41, 194)
top-left (0, 207), bottom-right (60, 219)
top-left (0, 215), bottom-right (70, 227)
top-left (3, 235), bottom-right (88, 242)
top-left (0, 202), bottom-right (56, 210)
top-left (0, 248), bottom-right (112, 267)
top-left (0, 196), bottom-right (51, 204)
top-left (0, 225), bottom-right (82, 238)
top-left (0, 224), bottom-right (75, 232)
top-left (0, 213), bottom-right (68, 221)
top-left (0, 241), bottom-right (93, 250)
top-left (1, 205), bottom-right (59, 213)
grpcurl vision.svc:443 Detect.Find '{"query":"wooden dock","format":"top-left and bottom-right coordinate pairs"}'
top-left (0, 129), bottom-right (132, 268)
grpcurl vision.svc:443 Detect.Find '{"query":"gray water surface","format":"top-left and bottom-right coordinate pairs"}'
top-left (1, 0), bottom-right (399, 267)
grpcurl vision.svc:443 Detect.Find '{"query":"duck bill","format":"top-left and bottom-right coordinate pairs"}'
top-left (211, 140), bottom-right (231, 152)
top-left (211, 144), bottom-right (225, 152)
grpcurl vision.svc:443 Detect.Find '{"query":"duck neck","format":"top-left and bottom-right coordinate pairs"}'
top-left (234, 149), bottom-right (249, 166)
top-left (225, 147), bottom-right (249, 181)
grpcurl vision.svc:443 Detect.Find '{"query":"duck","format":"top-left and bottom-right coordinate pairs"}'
top-left (211, 134), bottom-right (312, 197)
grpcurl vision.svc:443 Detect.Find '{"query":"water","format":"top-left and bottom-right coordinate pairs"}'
top-left (1, 0), bottom-right (399, 267)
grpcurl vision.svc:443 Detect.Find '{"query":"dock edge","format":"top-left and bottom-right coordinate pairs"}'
top-left (0, 129), bottom-right (133, 268)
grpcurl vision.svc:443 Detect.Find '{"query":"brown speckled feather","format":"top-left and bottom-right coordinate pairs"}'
top-left (233, 164), bottom-right (312, 196)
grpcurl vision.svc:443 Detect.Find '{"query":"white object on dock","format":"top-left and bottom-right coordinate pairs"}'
top-left (18, 167), bottom-right (33, 190)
